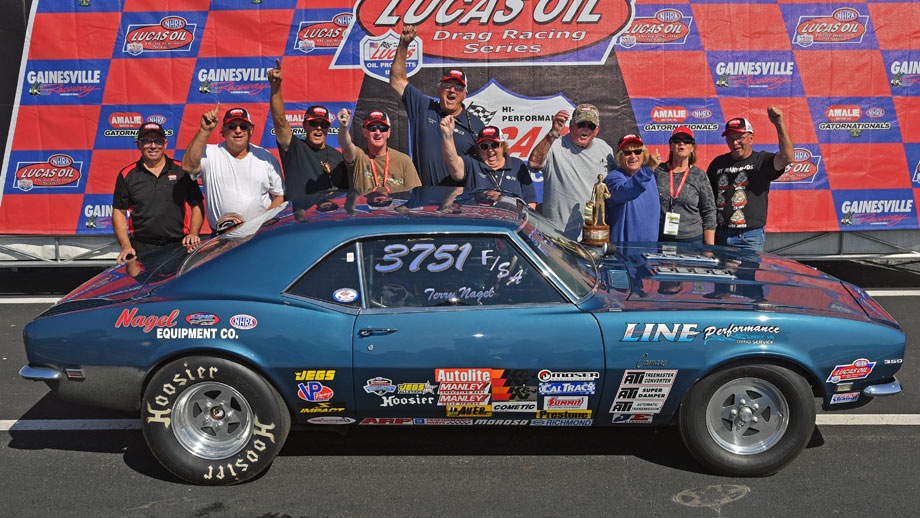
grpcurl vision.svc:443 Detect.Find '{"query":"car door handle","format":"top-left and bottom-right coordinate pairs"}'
top-left (358, 328), bottom-right (398, 337)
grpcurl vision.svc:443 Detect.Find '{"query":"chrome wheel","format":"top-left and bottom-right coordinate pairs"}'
top-left (705, 376), bottom-right (789, 455)
top-left (171, 381), bottom-right (253, 460)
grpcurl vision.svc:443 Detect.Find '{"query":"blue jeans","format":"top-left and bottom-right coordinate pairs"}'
top-left (716, 227), bottom-right (765, 252)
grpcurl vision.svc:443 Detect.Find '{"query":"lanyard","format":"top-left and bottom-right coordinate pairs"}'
top-left (369, 151), bottom-right (390, 192)
top-left (669, 166), bottom-right (689, 200)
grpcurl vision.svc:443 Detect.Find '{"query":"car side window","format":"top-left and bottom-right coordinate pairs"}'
top-left (287, 244), bottom-right (361, 307)
top-left (361, 235), bottom-right (565, 308)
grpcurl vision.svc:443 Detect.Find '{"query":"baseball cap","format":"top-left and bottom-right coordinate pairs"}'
top-left (440, 68), bottom-right (467, 88)
top-left (476, 126), bottom-right (503, 144)
top-left (304, 105), bottom-right (332, 123)
top-left (572, 103), bottom-right (600, 126)
top-left (363, 110), bottom-right (391, 128)
top-left (721, 117), bottom-right (754, 136)
top-left (137, 122), bottom-right (166, 139)
top-left (223, 107), bottom-right (253, 126)
top-left (671, 126), bottom-right (694, 140)
top-left (617, 133), bottom-right (645, 151)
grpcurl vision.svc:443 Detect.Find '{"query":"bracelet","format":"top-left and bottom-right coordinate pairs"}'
top-left (548, 130), bottom-right (560, 139)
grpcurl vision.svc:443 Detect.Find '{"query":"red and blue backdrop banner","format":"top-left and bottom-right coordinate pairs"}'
top-left (2, 0), bottom-right (919, 236)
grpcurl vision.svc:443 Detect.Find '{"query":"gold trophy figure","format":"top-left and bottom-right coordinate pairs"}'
top-left (582, 173), bottom-right (610, 246)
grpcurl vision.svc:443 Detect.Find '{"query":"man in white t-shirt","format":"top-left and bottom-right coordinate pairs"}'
top-left (182, 104), bottom-right (285, 231)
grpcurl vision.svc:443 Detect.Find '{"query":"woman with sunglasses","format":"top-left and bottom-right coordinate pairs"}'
top-left (603, 134), bottom-right (661, 242)
top-left (654, 126), bottom-right (716, 245)
top-left (440, 117), bottom-right (537, 208)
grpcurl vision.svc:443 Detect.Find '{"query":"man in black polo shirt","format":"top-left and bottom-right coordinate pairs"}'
top-left (113, 122), bottom-right (204, 263)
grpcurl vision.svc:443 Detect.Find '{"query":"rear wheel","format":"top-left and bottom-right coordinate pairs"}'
top-left (142, 356), bottom-right (291, 485)
top-left (679, 364), bottom-right (815, 476)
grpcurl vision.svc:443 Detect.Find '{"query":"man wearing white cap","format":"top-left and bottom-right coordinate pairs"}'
top-left (707, 106), bottom-right (793, 251)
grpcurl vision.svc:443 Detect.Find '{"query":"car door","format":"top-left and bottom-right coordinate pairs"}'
top-left (353, 233), bottom-right (605, 426)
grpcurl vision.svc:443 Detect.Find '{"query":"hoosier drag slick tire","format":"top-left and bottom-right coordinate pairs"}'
top-left (678, 364), bottom-right (816, 477)
top-left (142, 356), bottom-right (291, 485)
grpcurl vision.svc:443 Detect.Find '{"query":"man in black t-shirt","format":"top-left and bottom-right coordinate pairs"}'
top-left (707, 106), bottom-right (794, 251)
top-left (113, 122), bottom-right (204, 263)
top-left (268, 59), bottom-right (349, 201)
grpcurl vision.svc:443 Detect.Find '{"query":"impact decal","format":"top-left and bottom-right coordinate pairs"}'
top-left (300, 402), bottom-right (346, 414)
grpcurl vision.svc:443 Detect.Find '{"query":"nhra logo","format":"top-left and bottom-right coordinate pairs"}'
top-left (794, 8), bottom-right (867, 47)
top-left (229, 314), bottom-right (257, 329)
top-left (14, 154), bottom-right (83, 190)
top-left (353, 0), bottom-right (632, 62)
top-left (777, 148), bottom-right (820, 183)
top-left (865, 107), bottom-right (886, 119)
top-left (123, 16), bottom-right (197, 55)
top-left (618, 8), bottom-right (692, 47)
top-left (650, 106), bottom-right (687, 123)
top-left (296, 13), bottom-right (352, 53)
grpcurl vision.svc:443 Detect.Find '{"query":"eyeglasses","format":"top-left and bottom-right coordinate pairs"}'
top-left (478, 142), bottom-right (500, 150)
top-left (726, 133), bottom-right (750, 142)
top-left (669, 137), bottom-right (694, 145)
top-left (576, 121), bottom-right (597, 131)
top-left (622, 149), bottom-right (644, 156)
top-left (438, 82), bottom-right (465, 93)
top-left (365, 124), bottom-right (390, 133)
top-left (307, 120), bottom-right (330, 129)
top-left (139, 138), bottom-right (166, 147)
top-left (225, 123), bottom-right (252, 131)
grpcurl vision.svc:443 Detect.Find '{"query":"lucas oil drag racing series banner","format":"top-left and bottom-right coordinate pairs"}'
top-left (2, 0), bottom-right (920, 236)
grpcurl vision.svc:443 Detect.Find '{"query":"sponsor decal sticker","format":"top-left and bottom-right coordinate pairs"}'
top-left (333, 287), bottom-right (359, 303)
top-left (474, 419), bottom-right (529, 426)
top-left (364, 377), bottom-right (397, 396)
top-left (491, 401), bottom-right (537, 413)
top-left (397, 381), bottom-right (437, 394)
top-left (829, 392), bottom-right (860, 405)
top-left (185, 312), bottom-right (219, 326)
top-left (115, 308), bottom-right (179, 332)
top-left (612, 414), bottom-right (653, 424)
top-left (297, 382), bottom-right (334, 402)
top-left (531, 419), bottom-right (592, 426)
top-left (827, 358), bottom-right (876, 383)
top-left (360, 418), bottom-right (414, 425)
top-left (299, 402), bottom-right (346, 414)
top-left (537, 369), bottom-right (600, 382)
top-left (538, 381), bottom-right (596, 395)
top-left (307, 416), bottom-right (356, 425)
top-left (413, 418), bottom-right (474, 425)
top-left (543, 396), bottom-right (589, 410)
top-left (295, 369), bottom-right (335, 381)
top-left (447, 405), bottom-right (491, 417)
top-left (229, 314), bottom-right (258, 330)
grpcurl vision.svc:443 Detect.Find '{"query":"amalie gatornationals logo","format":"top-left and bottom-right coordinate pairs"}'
top-left (15, 154), bottom-right (82, 191)
top-left (353, 0), bottom-right (633, 61)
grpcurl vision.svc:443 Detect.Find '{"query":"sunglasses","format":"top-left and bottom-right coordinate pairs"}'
top-left (438, 82), bottom-right (465, 93)
top-left (307, 120), bottom-right (330, 129)
top-left (478, 142), bottom-right (500, 150)
top-left (576, 121), bottom-right (597, 131)
top-left (365, 124), bottom-right (390, 133)
top-left (670, 137), bottom-right (694, 145)
top-left (139, 138), bottom-right (166, 147)
top-left (225, 123), bottom-right (252, 131)
top-left (622, 149), bottom-right (644, 156)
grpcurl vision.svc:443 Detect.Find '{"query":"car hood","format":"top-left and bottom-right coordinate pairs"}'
top-left (595, 242), bottom-right (895, 325)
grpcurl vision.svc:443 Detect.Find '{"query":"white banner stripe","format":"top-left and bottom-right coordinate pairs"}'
top-left (1, 415), bottom-right (919, 431)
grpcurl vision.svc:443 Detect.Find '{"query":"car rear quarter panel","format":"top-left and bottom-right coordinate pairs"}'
top-left (594, 309), bottom-right (906, 424)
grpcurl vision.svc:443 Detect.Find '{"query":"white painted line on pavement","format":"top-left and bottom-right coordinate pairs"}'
top-left (0, 297), bottom-right (59, 304)
top-left (865, 289), bottom-right (920, 297)
top-left (1, 415), bottom-right (919, 431)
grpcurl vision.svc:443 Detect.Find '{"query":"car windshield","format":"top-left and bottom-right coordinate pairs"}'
top-left (517, 210), bottom-right (598, 299)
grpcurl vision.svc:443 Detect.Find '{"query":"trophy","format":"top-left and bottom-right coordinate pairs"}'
top-left (581, 174), bottom-right (610, 246)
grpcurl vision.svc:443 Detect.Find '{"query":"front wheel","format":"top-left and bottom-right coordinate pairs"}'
top-left (678, 364), bottom-right (815, 477)
top-left (142, 356), bottom-right (291, 485)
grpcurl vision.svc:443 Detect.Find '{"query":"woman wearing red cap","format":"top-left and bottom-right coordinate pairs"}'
top-left (654, 126), bottom-right (716, 245)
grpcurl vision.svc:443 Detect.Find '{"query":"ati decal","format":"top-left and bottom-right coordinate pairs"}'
top-left (621, 370), bottom-right (678, 386)
top-left (610, 400), bottom-right (664, 413)
top-left (295, 369), bottom-right (335, 381)
top-left (115, 308), bottom-right (179, 333)
top-left (827, 358), bottom-right (876, 383)
top-left (297, 382), bottom-right (334, 402)
top-left (299, 402), bottom-right (346, 414)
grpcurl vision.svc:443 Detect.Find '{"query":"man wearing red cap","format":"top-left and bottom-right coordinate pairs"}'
top-left (268, 59), bottom-right (348, 200)
top-left (390, 24), bottom-right (485, 187)
top-left (336, 108), bottom-right (420, 195)
top-left (182, 104), bottom-right (285, 231)
top-left (706, 106), bottom-right (793, 251)
top-left (113, 122), bottom-right (203, 264)
top-left (439, 118), bottom-right (537, 208)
